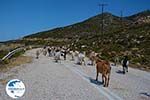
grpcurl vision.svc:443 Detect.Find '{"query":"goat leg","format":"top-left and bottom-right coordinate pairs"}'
top-left (103, 75), bottom-right (107, 87)
top-left (96, 72), bottom-right (98, 81)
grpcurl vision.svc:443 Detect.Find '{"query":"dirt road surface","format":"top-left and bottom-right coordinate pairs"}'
top-left (0, 48), bottom-right (150, 100)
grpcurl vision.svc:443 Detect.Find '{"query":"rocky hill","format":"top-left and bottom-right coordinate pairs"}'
top-left (22, 10), bottom-right (150, 70)
top-left (24, 12), bottom-right (126, 39)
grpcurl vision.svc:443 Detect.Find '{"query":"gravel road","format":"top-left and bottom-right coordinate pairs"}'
top-left (0, 48), bottom-right (150, 100)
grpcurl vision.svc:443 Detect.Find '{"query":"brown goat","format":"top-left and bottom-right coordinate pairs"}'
top-left (95, 59), bottom-right (111, 87)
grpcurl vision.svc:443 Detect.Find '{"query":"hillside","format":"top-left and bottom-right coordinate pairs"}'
top-left (24, 12), bottom-right (127, 39)
top-left (22, 10), bottom-right (150, 70)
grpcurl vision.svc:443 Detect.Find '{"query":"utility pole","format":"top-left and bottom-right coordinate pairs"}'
top-left (98, 3), bottom-right (108, 35)
top-left (120, 10), bottom-right (123, 28)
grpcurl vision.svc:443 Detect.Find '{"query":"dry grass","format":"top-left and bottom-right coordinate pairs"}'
top-left (0, 79), bottom-right (7, 85)
top-left (0, 55), bottom-right (32, 72)
top-left (0, 53), bottom-right (32, 85)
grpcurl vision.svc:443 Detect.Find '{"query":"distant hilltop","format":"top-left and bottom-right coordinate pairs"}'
top-left (24, 10), bottom-right (150, 39)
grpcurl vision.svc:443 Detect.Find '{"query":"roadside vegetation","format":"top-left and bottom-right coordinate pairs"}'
top-left (0, 44), bottom-right (32, 72)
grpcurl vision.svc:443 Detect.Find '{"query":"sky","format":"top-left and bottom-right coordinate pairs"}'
top-left (0, 0), bottom-right (149, 41)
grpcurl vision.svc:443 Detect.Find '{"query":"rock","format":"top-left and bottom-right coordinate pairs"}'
top-left (131, 48), bottom-right (139, 51)
top-left (136, 63), bottom-right (141, 66)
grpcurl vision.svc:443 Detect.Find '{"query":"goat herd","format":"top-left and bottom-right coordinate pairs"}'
top-left (35, 46), bottom-right (112, 87)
